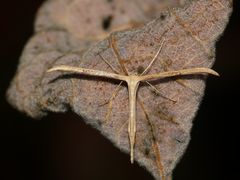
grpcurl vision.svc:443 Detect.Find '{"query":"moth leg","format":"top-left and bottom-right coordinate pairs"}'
top-left (145, 81), bottom-right (177, 103)
top-left (175, 79), bottom-right (201, 96)
top-left (141, 40), bottom-right (174, 102)
top-left (98, 53), bottom-right (120, 74)
top-left (104, 81), bottom-right (124, 123)
top-left (141, 39), bottom-right (165, 75)
top-left (109, 33), bottom-right (129, 75)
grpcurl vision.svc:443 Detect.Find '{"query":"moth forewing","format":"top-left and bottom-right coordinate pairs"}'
top-left (47, 65), bottom-right (128, 81)
top-left (139, 67), bottom-right (219, 82)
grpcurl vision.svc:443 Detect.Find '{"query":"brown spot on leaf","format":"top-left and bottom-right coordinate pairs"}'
top-left (102, 15), bottom-right (113, 31)
top-left (157, 108), bottom-right (177, 124)
top-left (137, 65), bottom-right (145, 74)
top-left (154, 103), bottom-right (178, 125)
top-left (120, 9), bottom-right (125, 14)
top-left (144, 147), bottom-right (150, 156)
top-left (98, 120), bottom-right (103, 127)
top-left (85, 18), bottom-right (91, 23)
top-left (160, 14), bottom-right (166, 20)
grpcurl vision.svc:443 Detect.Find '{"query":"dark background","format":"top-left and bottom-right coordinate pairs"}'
top-left (0, 1), bottom-right (239, 180)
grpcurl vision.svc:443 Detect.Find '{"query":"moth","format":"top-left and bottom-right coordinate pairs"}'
top-left (47, 34), bottom-right (218, 167)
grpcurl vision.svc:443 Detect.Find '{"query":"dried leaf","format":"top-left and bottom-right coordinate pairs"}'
top-left (7, 0), bottom-right (232, 179)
